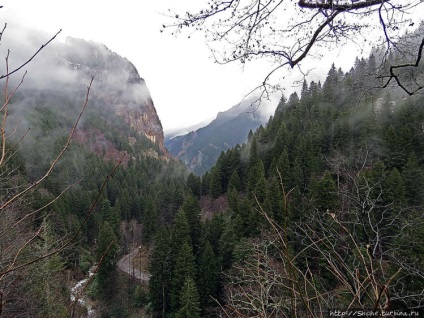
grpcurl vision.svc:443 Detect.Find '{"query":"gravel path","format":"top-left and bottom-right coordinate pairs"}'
top-left (117, 248), bottom-right (151, 282)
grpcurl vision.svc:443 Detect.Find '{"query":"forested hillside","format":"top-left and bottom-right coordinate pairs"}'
top-left (2, 19), bottom-right (424, 318)
top-left (0, 33), bottom-right (191, 317)
top-left (149, 53), bottom-right (424, 317)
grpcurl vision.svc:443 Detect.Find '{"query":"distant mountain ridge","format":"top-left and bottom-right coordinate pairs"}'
top-left (165, 97), bottom-right (274, 175)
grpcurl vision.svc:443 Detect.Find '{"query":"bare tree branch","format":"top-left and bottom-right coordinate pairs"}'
top-left (0, 77), bottom-right (94, 211)
top-left (0, 29), bottom-right (62, 80)
top-left (167, 0), bottom-right (424, 96)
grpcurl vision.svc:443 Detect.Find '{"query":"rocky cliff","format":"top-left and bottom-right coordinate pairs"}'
top-left (61, 37), bottom-right (166, 154)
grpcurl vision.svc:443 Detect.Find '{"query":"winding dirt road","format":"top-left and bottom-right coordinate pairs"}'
top-left (117, 248), bottom-right (151, 282)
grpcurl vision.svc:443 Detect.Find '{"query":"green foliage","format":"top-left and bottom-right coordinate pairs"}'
top-left (172, 208), bottom-right (191, 250)
top-left (142, 196), bottom-right (158, 243)
top-left (172, 241), bottom-right (197, 311)
top-left (187, 173), bottom-right (202, 198)
top-left (176, 276), bottom-right (201, 318)
top-left (149, 226), bottom-right (174, 315)
top-left (308, 172), bottom-right (337, 212)
top-left (12, 43), bottom-right (424, 317)
top-left (198, 241), bottom-right (220, 309)
top-left (181, 193), bottom-right (202, 255)
top-left (209, 166), bottom-right (222, 199)
top-left (30, 221), bottom-right (68, 318)
top-left (96, 221), bottom-right (118, 298)
top-left (402, 153), bottom-right (424, 205)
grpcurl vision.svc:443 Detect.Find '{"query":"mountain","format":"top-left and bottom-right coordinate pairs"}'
top-left (165, 97), bottom-right (275, 175)
top-left (62, 37), bottom-right (166, 154)
top-left (2, 27), bottom-right (166, 161)
top-left (165, 117), bottom-right (214, 139)
top-left (0, 27), bottom-right (189, 317)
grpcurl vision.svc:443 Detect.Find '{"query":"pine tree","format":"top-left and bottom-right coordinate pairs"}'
top-left (176, 276), bottom-right (201, 318)
top-left (253, 160), bottom-right (267, 205)
top-left (209, 166), bottom-right (222, 199)
top-left (275, 149), bottom-right (290, 187)
top-left (149, 226), bottom-right (174, 316)
top-left (227, 186), bottom-right (240, 213)
top-left (402, 153), bottom-right (424, 206)
top-left (219, 216), bottom-right (238, 269)
top-left (142, 196), bottom-right (158, 243)
top-left (301, 79), bottom-right (309, 99)
top-left (119, 188), bottom-right (132, 220)
top-left (187, 173), bottom-right (202, 198)
top-left (248, 136), bottom-right (259, 169)
top-left (31, 221), bottom-right (68, 318)
top-left (172, 208), bottom-right (192, 251)
top-left (172, 241), bottom-right (197, 311)
top-left (228, 169), bottom-right (241, 192)
top-left (96, 221), bottom-right (118, 299)
top-left (384, 168), bottom-right (406, 207)
top-left (323, 63), bottom-right (338, 102)
top-left (198, 241), bottom-right (220, 308)
top-left (308, 172), bottom-right (337, 212)
top-left (181, 193), bottom-right (202, 256)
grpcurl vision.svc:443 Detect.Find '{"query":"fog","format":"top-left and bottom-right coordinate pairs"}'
top-left (0, 22), bottom-right (162, 180)
top-left (0, 22), bottom-right (154, 104)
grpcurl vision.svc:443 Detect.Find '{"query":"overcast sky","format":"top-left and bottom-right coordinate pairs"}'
top-left (1, 1), bottom-right (365, 132)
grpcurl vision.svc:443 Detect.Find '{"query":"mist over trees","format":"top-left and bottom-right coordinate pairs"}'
top-left (0, 21), bottom-right (186, 317)
top-left (147, 47), bottom-right (424, 316)
top-left (1, 3), bottom-right (424, 318)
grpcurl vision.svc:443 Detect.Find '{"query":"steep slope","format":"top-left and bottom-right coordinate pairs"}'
top-left (165, 97), bottom-right (274, 175)
top-left (3, 30), bottom-right (166, 160)
top-left (62, 37), bottom-right (166, 154)
top-left (0, 27), bottom-right (188, 317)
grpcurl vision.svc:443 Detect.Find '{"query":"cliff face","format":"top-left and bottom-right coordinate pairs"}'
top-left (61, 37), bottom-right (165, 154)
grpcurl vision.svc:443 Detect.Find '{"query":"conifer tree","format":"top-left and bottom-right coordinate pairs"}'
top-left (227, 186), bottom-right (240, 213)
top-left (384, 168), bottom-right (406, 207)
top-left (176, 276), bottom-right (201, 318)
top-left (228, 169), bottom-right (241, 192)
top-left (142, 196), bottom-right (158, 243)
top-left (248, 136), bottom-right (259, 169)
top-left (96, 221), bottom-right (118, 298)
top-left (149, 226), bottom-right (174, 316)
top-left (219, 216), bottom-right (238, 269)
top-left (172, 208), bottom-right (191, 248)
top-left (187, 173), bottom-right (202, 198)
top-left (402, 153), bottom-right (424, 206)
top-left (209, 166), bottom-right (222, 199)
top-left (275, 149), bottom-right (290, 186)
top-left (31, 221), bottom-right (68, 318)
top-left (181, 193), bottom-right (202, 256)
top-left (201, 171), bottom-right (210, 195)
top-left (308, 172), bottom-right (337, 212)
top-left (198, 241), bottom-right (220, 308)
top-left (172, 241), bottom-right (197, 311)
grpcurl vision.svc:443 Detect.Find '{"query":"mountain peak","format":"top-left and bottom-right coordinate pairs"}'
top-left (165, 96), bottom-right (275, 174)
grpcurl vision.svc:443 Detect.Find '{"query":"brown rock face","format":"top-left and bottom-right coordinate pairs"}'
top-left (114, 95), bottom-right (165, 154)
top-left (63, 37), bottom-right (166, 155)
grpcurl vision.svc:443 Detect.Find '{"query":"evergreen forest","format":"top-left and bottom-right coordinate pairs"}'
top-left (148, 54), bottom-right (424, 317)
top-left (1, 28), bottom-right (424, 318)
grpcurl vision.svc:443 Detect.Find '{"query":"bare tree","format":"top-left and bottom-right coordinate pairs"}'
top-left (167, 0), bottom-right (424, 97)
top-left (0, 23), bottom-right (125, 317)
top-left (219, 162), bottom-right (424, 317)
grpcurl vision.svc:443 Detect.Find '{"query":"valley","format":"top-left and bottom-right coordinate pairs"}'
top-left (1, 4), bottom-right (424, 318)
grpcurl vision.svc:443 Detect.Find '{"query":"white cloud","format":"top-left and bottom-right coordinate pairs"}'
top-left (0, 1), bottom-right (362, 130)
